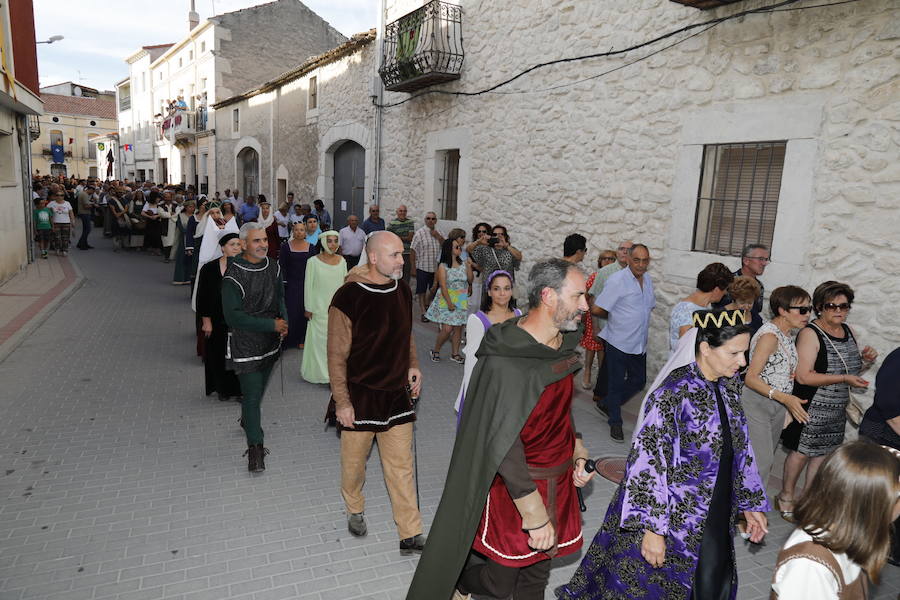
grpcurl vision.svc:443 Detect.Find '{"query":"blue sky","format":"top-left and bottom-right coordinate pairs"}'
top-left (34, 0), bottom-right (377, 91)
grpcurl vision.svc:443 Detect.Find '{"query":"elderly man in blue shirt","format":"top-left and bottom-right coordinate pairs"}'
top-left (592, 243), bottom-right (655, 442)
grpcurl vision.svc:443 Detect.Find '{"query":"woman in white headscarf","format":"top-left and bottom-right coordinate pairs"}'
top-left (300, 231), bottom-right (347, 384)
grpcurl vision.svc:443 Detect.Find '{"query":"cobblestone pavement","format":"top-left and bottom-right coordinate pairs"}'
top-left (1, 235), bottom-right (898, 600)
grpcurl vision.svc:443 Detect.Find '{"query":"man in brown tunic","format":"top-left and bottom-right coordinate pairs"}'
top-left (327, 230), bottom-right (426, 554)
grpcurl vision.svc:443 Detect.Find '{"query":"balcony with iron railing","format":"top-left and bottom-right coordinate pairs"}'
top-left (155, 109), bottom-right (207, 144)
top-left (379, 0), bottom-right (464, 93)
top-left (41, 145), bottom-right (73, 158)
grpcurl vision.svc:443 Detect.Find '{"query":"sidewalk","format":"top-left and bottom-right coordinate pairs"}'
top-left (0, 254), bottom-right (82, 363)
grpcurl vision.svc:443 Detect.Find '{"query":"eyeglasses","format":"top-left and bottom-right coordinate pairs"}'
top-left (476, 229), bottom-right (489, 233)
top-left (617, 246), bottom-right (631, 252)
top-left (823, 302), bottom-right (851, 312)
top-left (744, 256), bottom-right (771, 263)
top-left (788, 305), bottom-right (814, 315)
top-left (425, 217), bottom-right (436, 221)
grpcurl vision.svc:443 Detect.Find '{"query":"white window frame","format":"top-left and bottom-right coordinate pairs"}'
top-left (664, 96), bottom-right (823, 289)
top-left (423, 127), bottom-right (471, 230)
top-left (306, 75), bottom-right (319, 123)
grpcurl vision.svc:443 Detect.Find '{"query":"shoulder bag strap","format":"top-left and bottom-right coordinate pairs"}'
top-left (810, 322), bottom-right (850, 375)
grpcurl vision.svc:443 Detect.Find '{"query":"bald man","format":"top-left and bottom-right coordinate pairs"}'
top-left (387, 205), bottom-right (415, 285)
top-left (327, 231), bottom-right (425, 554)
top-left (338, 214), bottom-right (366, 268)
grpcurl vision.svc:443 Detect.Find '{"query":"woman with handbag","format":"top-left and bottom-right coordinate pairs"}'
top-left (742, 285), bottom-right (811, 503)
top-left (777, 281), bottom-right (878, 521)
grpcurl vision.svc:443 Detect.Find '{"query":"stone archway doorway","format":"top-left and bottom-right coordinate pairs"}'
top-left (237, 146), bottom-right (259, 198)
top-left (332, 141), bottom-right (365, 230)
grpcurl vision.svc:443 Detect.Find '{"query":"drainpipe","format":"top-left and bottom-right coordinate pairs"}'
top-left (17, 115), bottom-right (35, 264)
top-left (372, 0), bottom-right (386, 207)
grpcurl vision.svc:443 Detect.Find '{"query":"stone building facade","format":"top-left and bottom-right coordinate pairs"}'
top-left (0, 0), bottom-right (42, 280)
top-left (372, 0), bottom-right (900, 370)
top-left (211, 0), bottom-right (899, 371)
top-left (30, 91), bottom-right (117, 179)
top-left (117, 0), bottom-right (346, 189)
top-left (213, 31), bottom-right (377, 225)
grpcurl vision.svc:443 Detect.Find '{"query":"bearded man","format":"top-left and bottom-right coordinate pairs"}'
top-left (408, 258), bottom-right (596, 600)
top-left (327, 230), bottom-right (426, 555)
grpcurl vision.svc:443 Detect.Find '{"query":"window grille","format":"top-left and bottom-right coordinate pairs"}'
top-left (692, 141), bottom-right (785, 257)
top-left (439, 149), bottom-right (460, 221)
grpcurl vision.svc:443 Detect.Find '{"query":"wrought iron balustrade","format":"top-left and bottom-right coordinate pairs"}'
top-left (379, 0), bottom-right (464, 93)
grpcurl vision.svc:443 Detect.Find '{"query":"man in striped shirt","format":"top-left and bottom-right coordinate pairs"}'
top-left (410, 212), bottom-right (445, 318)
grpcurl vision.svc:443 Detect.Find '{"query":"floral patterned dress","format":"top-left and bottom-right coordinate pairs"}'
top-left (425, 262), bottom-right (468, 326)
top-left (581, 272), bottom-right (603, 352)
top-left (557, 362), bottom-right (769, 600)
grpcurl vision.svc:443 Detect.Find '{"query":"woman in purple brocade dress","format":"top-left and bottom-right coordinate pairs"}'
top-left (557, 309), bottom-right (770, 600)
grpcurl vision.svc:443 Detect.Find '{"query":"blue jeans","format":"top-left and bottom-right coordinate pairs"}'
top-left (603, 342), bottom-right (646, 426)
top-left (77, 214), bottom-right (92, 248)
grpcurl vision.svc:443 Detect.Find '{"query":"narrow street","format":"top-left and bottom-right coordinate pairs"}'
top-left (1, 236), bottom-right (898, 600)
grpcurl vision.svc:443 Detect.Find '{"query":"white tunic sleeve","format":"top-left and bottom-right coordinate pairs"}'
top-left (771, 556), bottom-right (840, 600)
top-left (455, 314), bottom-right (486, 413)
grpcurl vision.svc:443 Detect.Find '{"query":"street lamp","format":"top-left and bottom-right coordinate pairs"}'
top-left (36, 35), bottom-right (64, 44)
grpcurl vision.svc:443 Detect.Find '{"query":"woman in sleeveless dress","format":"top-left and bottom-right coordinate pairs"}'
top-left (425, 238), bottom-right (472, 363)
top-left (778, 282), bottom-right (877, 519)
top-left (771, 440), bottom-right (900, 600)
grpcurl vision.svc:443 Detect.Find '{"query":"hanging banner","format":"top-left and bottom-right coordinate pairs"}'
top-left (51, 143), bottom-right (65, 164)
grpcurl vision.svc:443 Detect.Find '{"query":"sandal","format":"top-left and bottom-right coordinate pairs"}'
top-left (774, 494), bottom-right (795, 522)
top-left (450, 354), bottom-right (464, 364)
top-left (430, 350), bottom-right (440, 362)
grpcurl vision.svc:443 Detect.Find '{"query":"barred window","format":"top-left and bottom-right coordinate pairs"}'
top-left (692, 141), bottom-right (786, 257)
top-left (438, 149), bottom-right (459, 221)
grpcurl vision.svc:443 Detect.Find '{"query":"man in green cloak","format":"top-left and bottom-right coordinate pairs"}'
top-left (408, 258), bottom-right (596, 600)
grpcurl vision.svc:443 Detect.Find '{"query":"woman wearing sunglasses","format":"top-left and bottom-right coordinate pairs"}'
top-left (742, 285), bottom-right (812, 503)
top-left (777, 281), bottom-right (878, 521)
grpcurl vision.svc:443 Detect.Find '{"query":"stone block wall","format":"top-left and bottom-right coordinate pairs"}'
top-left (215, 0), bottom-right (347, 102)
top-left (376, 0), bottom-right (900, 371)
top-left (215, 37), bottom-right (377, 210)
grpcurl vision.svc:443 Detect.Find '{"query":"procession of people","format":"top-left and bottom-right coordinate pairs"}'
top-left (29, 173), bottom-right (900, 600)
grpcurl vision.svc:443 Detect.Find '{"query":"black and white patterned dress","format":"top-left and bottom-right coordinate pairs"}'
top-left (782, 323), bottom-right (862, 456)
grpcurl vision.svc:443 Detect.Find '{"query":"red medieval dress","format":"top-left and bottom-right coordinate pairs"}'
top-left (472, 373), bottom-right (583, 567)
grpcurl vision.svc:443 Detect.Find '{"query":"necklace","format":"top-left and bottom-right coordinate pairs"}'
top-left (542, 331), bottom-right (562, 348)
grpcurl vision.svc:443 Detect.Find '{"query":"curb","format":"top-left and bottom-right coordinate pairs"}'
top-left (0, 257), bottom-right (85, 365)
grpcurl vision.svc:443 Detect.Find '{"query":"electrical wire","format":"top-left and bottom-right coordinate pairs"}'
top-left (375, 0), bottom-right (862, 109)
